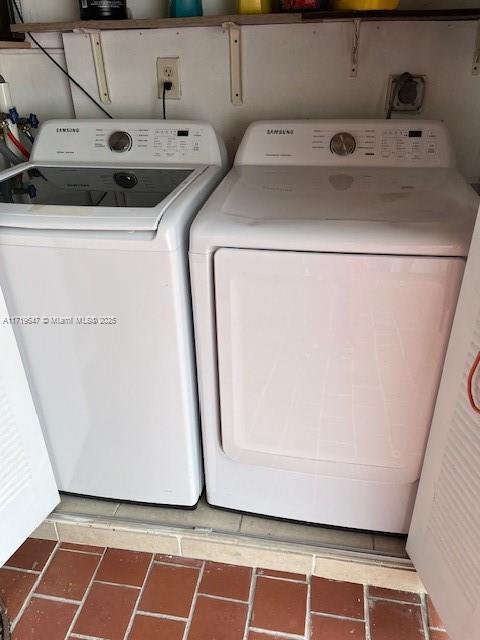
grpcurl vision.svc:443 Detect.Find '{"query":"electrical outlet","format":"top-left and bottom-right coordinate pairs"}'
top-left (157, 57), bottom-right (181, 100)
top-left (386, 74), bottom-right (426, 114)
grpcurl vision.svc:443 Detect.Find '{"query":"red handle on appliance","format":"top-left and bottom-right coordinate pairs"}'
top-left (467, 351), bottom-right (480, 414)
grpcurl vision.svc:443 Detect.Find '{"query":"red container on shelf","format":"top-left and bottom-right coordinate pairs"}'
top-left (278, 0), bottom-right (327, 10)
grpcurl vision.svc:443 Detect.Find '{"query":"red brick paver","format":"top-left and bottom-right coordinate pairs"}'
top-left (251, 575), bottom-right (307, 635)
top-left (36, 549), bottom-right (100, 601)
top-left (199, 561), bottom-right (252, 601)
top-left (2, 537), bottom-right (441, 640)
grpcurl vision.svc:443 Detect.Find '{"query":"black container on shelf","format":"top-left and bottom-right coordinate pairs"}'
top-left (79, 0), bottom-right (128, 20)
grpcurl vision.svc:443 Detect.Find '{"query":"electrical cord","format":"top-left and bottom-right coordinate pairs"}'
top-left (162, 81), bottom-right (172, 120)
top-left (10, 0), bottom-right (113, 119)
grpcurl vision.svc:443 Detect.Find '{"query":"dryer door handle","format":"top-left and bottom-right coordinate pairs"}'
top-left (467, 351), bottom-right (480, 415)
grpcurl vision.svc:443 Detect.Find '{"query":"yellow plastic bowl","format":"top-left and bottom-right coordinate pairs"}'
top-left (333, 0), bottom-right (399, 9)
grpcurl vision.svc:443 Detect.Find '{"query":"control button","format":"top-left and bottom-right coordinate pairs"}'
top-left (108, 131), bottom-right (132, 153)
top-left (330, 132), bottom-right (356, 156)
top-left (114, 172), bottom-right (138, 189)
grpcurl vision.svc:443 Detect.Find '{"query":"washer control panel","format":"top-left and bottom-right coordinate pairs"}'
top-left (32, 120), bottom-right (224, 166)
top-left (235, 120), bottom-right (454, 168)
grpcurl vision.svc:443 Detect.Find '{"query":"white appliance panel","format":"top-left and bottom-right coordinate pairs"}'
top-left (0, 240), bottom-right (201, 504)
top-left (236, 120), bottom-right (454, 168)
top-left (0, 285), bottom-right (59, 567)
top-left (33, 120), bottom-right (224, 166)
top-left (214, 249), bottom-right (464, 484)
top-left (407, 213), bottom-right (480, 640)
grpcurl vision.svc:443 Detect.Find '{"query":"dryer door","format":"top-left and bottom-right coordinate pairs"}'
top-left (214, 248), bottom-right (464, 484)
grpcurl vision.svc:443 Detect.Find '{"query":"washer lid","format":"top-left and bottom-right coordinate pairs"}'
top-left (191, 165), bottom-right (479, 257)
top-left (0, 164), bottom-right (205, 231)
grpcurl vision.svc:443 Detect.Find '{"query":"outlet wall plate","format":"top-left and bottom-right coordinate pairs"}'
top-left (157, 57), bottom-right (181, 100)
top-left (386, 74), bottom-right (426, 114)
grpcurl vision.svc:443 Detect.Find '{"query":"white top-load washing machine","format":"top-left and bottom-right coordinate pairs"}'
top-left (190, 120), bottom-right (479, 533)
top-left (0, 119), bottom-right (226, 506)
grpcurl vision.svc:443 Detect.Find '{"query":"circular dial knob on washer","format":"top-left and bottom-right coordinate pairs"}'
top-left (108, 131), bottom-right (132, 153)
top-left (330, 132), bottom-right (356, 156)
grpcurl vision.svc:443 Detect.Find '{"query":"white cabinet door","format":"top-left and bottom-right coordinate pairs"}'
top-left (0, 286), bottom-right (59, 567)
top-left (407, 212), bottom-right (480, 640)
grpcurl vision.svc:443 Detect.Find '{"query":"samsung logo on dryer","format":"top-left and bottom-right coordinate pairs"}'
top-left (56, 127), bottom-right (80, 133)
top-left (266, 129), bottom-right (294, 135)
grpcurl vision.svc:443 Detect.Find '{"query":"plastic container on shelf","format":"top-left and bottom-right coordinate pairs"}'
top-left (169, 0), bottom-right (203, 17)
top-left (78, 0), bottom-right (127, 19)
top-left (332, 0), bottom-right (399, 9)
top-left (237, 0), bottom-right (272, 14)
top-left (278, 0), bottom-right (327, 10)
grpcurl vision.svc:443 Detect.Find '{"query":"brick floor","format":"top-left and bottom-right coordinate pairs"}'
top-left (1, 538), bottom-right (444, 639)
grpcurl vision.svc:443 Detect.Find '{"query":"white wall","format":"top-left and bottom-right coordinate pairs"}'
top-left (60, 20), bottom-right (480, 179)
top-left (0, 50), bottom-right (74, 122)
top-left (3, 3), bottom-right (480, 181)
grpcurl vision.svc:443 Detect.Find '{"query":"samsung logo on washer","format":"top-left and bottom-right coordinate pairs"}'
top-left (266, 129), bottom-right (294, 135)
top-left (56, 127), bottom-right (80, 133)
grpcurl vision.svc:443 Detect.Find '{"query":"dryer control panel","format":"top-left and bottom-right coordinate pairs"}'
top-left (31, 120), bottom-right (225, 166)
top-left (235, 120), bottom-right (455, 168)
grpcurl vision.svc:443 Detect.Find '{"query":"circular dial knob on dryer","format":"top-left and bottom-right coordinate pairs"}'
top-left (330, 132), bottom-right (356, 156)
top-left (108, 131), bottom-right (132, 153)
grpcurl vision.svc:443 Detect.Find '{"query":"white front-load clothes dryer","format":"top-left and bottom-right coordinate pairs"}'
top-left (0, 119), bottom-right (227, 505)
top-left (190, 120), bottom-right (479, 533)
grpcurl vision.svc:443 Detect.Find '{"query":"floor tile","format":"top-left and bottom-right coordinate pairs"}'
top-left (0, 568), bottom-right (36, 620)
top-left (311, 576), bottom-right (364, 620)
top-left (56, 494), bottom-right (120, 517)
top-left (256, 567), bottom-right (306, 581)
top-left (36, 549), bottom-right (100, 601)
top-left (427, 596), bottom-right (445, 630)
top-left (373, 535), bottom-right (408, 558)
top-left (311, 614), bottom-right (366, 639)
top-left (241, 515), bottom-right (374, 550)
top-left (369, 599), bottom-right (424, 640)
top-left (96, 548), bottom-right (152, 587)
top-left (128, 613), bottom-right (185, 640)
top-left (430, 631), bottom-right (450, 640)
top-left (251, 575), bottom-right (307, 635)
top-left (73, 582), bottom-right (138, 640)
top-left (155, 554), bottom-right (203, 568)
top-left (188, 594), bottom-right (247, 640)
top-left (182, 538), bottom-right (311, 576)
top-left (248, 633), bottom-right (286, 640)
top-left (5, 539), bottom-right (56, 572)
top-left (199, 561), bottom-right (252, 601)
top-left (139, 563), bottom-right (199, 617)
top-left (12, 597), bottom-right (77, 640)
top-left (60, 542), bottom-right (104, 554)
top-left (368, 586), bottom-right (420, 604)
top-left (115, 496), bottom-right (241, 533)
top-left (31, 521), bottom-right (57, 542)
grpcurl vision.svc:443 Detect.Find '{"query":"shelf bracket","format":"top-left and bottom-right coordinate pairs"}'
top-left (473, 20), bottom-right (480, 75)
top-left (89, 31), bottom-right (111, 104)
top-left (350, 18), bottom-right (361, 77)
top-left (222, 22), bottom-right (242, 106)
